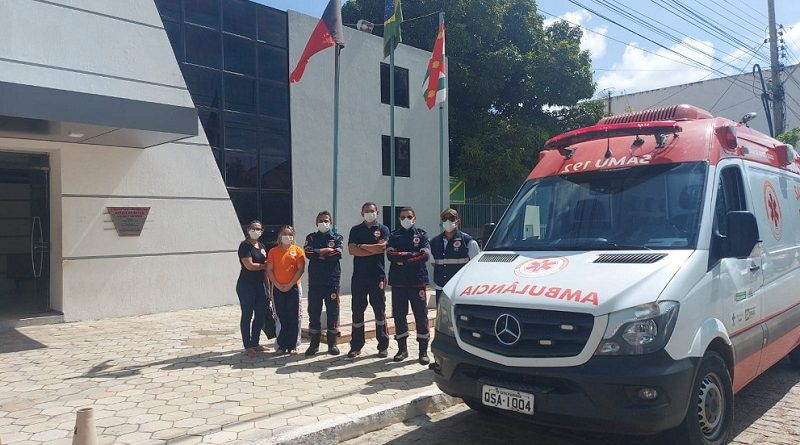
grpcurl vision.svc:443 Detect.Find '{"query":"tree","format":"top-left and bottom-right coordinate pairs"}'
top-left (777, 127), bottom-right (800, 147)
top-left (343, 0), bottom-right (599, 194)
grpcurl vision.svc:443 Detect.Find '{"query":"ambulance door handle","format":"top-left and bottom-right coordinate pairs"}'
top-left (749, 263), bottom-right (760, 272)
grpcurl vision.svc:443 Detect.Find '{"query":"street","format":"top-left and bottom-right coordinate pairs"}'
top-left (343, 360), bottom-right (800, 445)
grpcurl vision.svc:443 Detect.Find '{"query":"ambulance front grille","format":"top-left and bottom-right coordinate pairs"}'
top-left (455, 304), bottom-right (594, 358)
top-left (478, 253), bottom-right (519, 263)
top-left (593, 253), bottom-right (667, 264)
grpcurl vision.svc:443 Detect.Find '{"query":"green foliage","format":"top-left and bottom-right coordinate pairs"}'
top-left (777, 127), bottom-right (800, 147)
top-left (342, 0), bottom-right (597, 194)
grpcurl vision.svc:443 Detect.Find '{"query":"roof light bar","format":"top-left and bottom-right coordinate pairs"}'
top-left (544, 121), bottom-right (683, 150)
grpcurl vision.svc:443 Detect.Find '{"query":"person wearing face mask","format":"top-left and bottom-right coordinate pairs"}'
top-left (302, 211), bottom-right (343, 356)
top-left (386, 207), bottom-right (432, 365)
top-left (237, 220), bottom-right (269, 358)
top-left (430, 208), bottom-right (480, 305)
top-left (346, 202), bottom-right (391, 358)
top-left (267, 225), bottom-right (306, 354)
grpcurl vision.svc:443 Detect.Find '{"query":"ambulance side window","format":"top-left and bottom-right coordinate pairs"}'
top-left (713, 167), bottom-right (746, 236)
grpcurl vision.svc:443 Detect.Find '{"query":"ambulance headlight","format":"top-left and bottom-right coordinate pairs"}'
top-left (435, 292), bottom-right (455, 338)
top-left (595, 301), bottom-right (679, 355)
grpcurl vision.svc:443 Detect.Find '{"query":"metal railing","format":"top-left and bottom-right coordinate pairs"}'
top-left (452, 194), bottom-right (512, 243)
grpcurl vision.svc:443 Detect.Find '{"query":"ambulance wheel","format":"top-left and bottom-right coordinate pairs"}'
top-left (666, 351), bottom-right (733, 445)
top-left (464, 399), bottom-right (497, 416)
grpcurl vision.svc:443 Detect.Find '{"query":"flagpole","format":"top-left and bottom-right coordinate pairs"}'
top-left (333, 43), bottom-right (341, 233)
top-left (438, 12), bottom-right (445, 214)
top-left (390, 46), bottom-right (396, 231)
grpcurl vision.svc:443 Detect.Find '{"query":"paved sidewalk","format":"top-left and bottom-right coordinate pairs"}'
top-left (0, 294), bottom-right (441, 444)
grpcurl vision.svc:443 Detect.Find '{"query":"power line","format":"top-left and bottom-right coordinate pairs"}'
top-left (705, 0), bottom-right (766, 35)
top-left (721, 0), bottom-right (768, 21)
top-left (710, 43), bottom-right (766, 111)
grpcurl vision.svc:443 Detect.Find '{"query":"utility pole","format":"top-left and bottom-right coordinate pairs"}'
top-left (767, 0), bottom-right (785, 135)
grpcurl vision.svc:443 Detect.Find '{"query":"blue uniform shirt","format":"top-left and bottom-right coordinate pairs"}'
top-left (387, 226), bottom-right (430, 286)
top-left (348, 222), bottom-right (390, 278)
top-left (304, 231), bottom-right (344, 288)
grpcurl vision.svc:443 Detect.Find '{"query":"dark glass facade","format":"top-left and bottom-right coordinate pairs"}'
top-left (156, 0), bottom-right (292, 240)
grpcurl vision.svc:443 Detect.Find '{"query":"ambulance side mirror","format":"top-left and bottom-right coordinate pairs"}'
top-left (725, 211), bottom-right (760, 259)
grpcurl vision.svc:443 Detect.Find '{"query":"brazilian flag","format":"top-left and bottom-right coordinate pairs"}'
top-left (383, 0), bottom-right (403, 58)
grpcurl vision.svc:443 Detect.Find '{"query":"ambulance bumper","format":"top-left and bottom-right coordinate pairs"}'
top-left (431, 334), bottom-right (698, 434)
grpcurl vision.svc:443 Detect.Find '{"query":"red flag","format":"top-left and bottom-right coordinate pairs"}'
top-left (290, 0), bottom-right (344, 83)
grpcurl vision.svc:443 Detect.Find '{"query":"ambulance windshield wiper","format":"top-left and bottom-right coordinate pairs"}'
top-left (553, 238), bottom-right (652, 251)
top-left (590, 239), bottom-right (653, 251)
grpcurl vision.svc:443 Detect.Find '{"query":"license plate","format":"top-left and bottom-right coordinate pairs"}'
top-left (481, 385), bottom-right (534, 415)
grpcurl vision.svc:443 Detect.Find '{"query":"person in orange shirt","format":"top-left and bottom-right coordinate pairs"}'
top-left (267, 225), bottom-right (306, 354)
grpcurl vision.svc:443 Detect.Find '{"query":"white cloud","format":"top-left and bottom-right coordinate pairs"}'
top-left (544, 9), bottom-right (608, 60)
top-left (785, 22), bottom-right (800, 61)
top-left (596, 37), bottom-right (715, 93)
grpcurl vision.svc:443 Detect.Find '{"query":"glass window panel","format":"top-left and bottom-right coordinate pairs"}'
top-left (163, 20), bottom-right (183, 62)
top-left (259, 119), bottom-right (290, 155)
top-left (259, 80), bottom-right (288, 119)
top-left (224, 34), bottom-right (256, 76)
top-left (224, 74), bottom-right (257, 113)
top-left (185, 24), bottom-right (221, 68)
top-left (211, 146), bottom-right (224, 177)
top-left (155, 0), bottom-right (180, 21)
top-left (225, 151), bottom-right (258, 188)
top-left (184, 0), bottom-right (219, 29)
top-left (229, 190), bottom-right (258, 225)
top-left (257, 6), bottom-right (287, 48)
top-left (181, 65), bottom-right (222, 108)
top-left (224, 112), bottom-right (257, 151)
top-left (223, 0), bottom-right (256, 38)
top-left (380, 63), bottom-right (410, 108)
top-left (258, 44), bottom-right (288, 82)
top-left (382, 136), bottom-right (411, 177)
top-left (197, 107), bottom-right (222, 147)
top-left (261, 191), bottom-right (292, 226)
top-left (260, 153), bottom-right (291, 190)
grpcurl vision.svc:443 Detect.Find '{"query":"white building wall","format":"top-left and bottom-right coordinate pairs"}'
top-left (608, 64), bottom-right (800, 137)
top-left (288, 11), bottom-right (449, 294)
top-left (0, 1), bottom-right (242, 321)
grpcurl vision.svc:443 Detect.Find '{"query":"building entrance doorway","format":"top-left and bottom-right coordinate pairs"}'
top-left (0, 152), bottom-right (50, 320)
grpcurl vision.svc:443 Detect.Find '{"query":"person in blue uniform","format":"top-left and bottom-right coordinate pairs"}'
top-left (303, 211), bottom-right (343, 356)
top-left (387, 207), bottom-right (432, 365)
top-left (430, 208), bottom-right (480, 305)
top-left (347, 202), bottom-right (391, 358)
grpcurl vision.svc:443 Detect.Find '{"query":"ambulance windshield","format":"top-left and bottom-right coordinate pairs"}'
top-left (486, 162), bottom-right (707, 251)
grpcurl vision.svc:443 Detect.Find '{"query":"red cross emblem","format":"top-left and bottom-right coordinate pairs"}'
top-left (764, 181), bottom-right (782, 240)
top-left (515, 257), bottom-right (569, 277)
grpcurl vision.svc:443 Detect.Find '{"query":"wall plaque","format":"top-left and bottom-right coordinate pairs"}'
top-left (107, 207), bottom-right (150, 236)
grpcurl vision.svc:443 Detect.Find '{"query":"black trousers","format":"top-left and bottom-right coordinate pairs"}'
top-left (308, 285), bottom-right (340, 336)
top-left (350, 275), bottom-right (390, 351)
top-left (273, 284), bottom-right (300, 351)
top-left (392, 286), bottom-right (430, 343)
top-left (235, 280), bottom-right (267, 349)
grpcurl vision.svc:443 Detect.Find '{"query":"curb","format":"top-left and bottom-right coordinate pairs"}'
top-left (256, 389), bottom-right (461, 445)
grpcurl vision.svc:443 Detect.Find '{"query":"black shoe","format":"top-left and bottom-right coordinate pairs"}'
top-left (377, 349), bottom-right (389, 358)
top-left (328, 344), bottom-right (340, 355)
top-left (306, 334), bottom-right (321, 356)
top-left (418, 354), bottom-right (430, 366)
top-left (347, 349), bottom-right (361, 358)
top-left (419, 341), bottom-right (430, 366)
top-left (305, 345), bottom-right (319, 356)
top-left (393, 350), bottom-right (408, 362)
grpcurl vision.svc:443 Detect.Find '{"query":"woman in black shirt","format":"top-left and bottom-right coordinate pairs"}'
top-left (237, 220), bottom-right (269, 357)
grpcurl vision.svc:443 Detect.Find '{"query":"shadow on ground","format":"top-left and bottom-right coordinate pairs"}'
top-left (0, 329), bottom-right (46, 354)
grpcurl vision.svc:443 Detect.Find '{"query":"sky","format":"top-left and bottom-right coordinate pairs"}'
top-left (253, 0), bottom-right (800, 97)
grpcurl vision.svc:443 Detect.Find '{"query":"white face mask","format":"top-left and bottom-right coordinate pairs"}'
top-left (248, 230), bottom-right (262, 240)
top-left (363, 212), bottom-right (378, 223)
top-left (317, 222), bottom-right (331, 233)
top-left (400, 218), bottom-right (414, 230)
top-left (442, 221), bottom-right (458, 232)
top-left (280, 235), bottom-right (294, 245)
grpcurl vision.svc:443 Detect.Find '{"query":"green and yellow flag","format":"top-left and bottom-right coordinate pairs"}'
top-left (383, 0), bottom-right (403, 58)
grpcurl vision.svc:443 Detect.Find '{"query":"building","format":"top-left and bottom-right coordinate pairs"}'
top-left (607, 63), bottom-right (800, 137)
top-left (0, 0), bottom-right (446, 326)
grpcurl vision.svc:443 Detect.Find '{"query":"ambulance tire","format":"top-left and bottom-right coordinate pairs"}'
top-left (464, 399), bottom-right (497, 416)
top-left (665, 351), bottom-right (733, 445)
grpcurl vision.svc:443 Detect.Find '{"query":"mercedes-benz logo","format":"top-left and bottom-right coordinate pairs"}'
top-left (494, 314), bottom-right (522, 346)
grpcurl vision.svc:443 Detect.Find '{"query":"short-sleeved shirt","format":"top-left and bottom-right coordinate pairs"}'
top-left (304, 231), bottom-right (344, 288)
top-left (348, 222), bottom-right (390, 278)
top-left (238, 240), bottom-right (267, 283)
top-left (268, 244), bottom-right (306, 285)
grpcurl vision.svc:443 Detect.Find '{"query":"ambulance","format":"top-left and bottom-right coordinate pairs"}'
top-left (431, 104), bottom-right (800, 444)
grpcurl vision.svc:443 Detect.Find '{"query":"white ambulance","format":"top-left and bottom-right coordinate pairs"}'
top-left (431, 105), bottom-right (800, 445)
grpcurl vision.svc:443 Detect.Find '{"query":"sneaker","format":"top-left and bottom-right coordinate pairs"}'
top-left (347, 349), bottom-right (362, 358)
top-left (377, 349), bottom-right (389, 358)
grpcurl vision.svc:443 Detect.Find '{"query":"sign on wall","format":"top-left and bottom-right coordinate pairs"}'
top-left (107, 207), bottom-right (150, 236)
